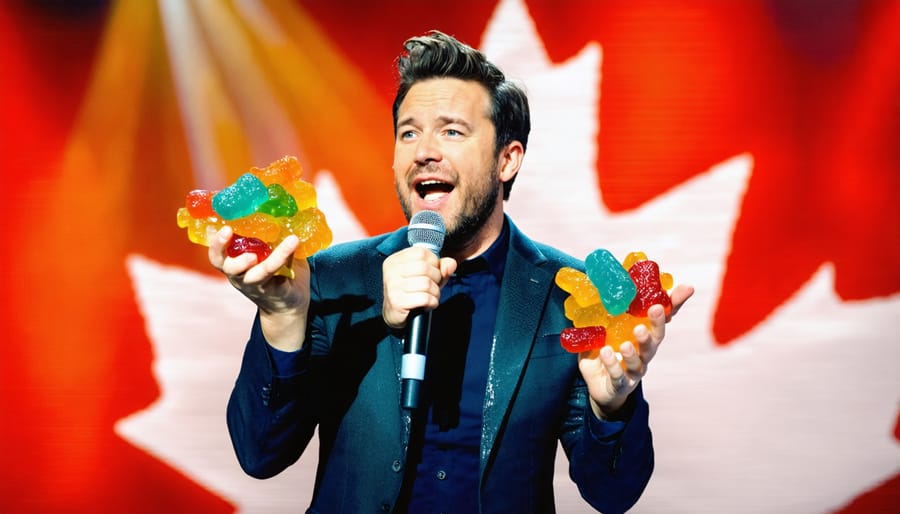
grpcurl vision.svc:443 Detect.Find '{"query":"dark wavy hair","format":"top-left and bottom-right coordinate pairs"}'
top-left (392, 30), bottom-right (530, 200)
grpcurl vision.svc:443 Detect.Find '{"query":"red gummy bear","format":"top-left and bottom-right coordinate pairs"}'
top-left (185, 189), bottom-right (217, 218)
top-left (627, 260), bottom-right (672, 317)
top-left (560, 326), bottom-right (607, 353)
top-left (226, 235), bottom-right (272, 262)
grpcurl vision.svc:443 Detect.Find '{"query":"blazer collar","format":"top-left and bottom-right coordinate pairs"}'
top-left (377, 225), bottom-right (410, 257)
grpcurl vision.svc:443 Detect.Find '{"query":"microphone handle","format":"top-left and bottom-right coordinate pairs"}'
top-left (401, 309), bottom-right (432, 409)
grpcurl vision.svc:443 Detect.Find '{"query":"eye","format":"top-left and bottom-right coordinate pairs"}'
top-left (445, 128), bottom-right (464, 138)
top-left (399, 130), bottom-right (417, 140)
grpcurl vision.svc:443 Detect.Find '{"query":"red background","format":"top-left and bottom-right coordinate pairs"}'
top-left (0, 1), bottom-right (897, 512)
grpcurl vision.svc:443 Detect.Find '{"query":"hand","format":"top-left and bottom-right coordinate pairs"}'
top-left (382, 246), bottom-right (457, 330)
top-left (579, 284), bottom-right (695, 419)
top-left (208, 226), bottom-right (311, 350)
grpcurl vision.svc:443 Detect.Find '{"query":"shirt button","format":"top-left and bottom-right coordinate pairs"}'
top-left (391, 460), bottom-right (402, 472)
top-left (436, 470), bottom-right (447, 480)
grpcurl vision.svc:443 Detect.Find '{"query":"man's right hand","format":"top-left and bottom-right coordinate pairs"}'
top-left (209, 226), bottom-right (310, 351)
top-left (382, 246), bottom-right (457, 331)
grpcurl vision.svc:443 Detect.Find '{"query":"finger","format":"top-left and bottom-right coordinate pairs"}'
top-left (618, 341), bottom-right (646, 377)
top-left (438, 257), bottom-right (459, 285)
top-left (221, 251), bottom-right (259, 277)
top-left (667, 284), bottom-right (695, 319)
top-left (628, 313), bottom-right (659, 363)
top-left (600, 346), bottom-right (625, 384)
top-left (244, 235), bottom-right (299, 283)
top-left (208, 226), bottom-right (233, 270)
top-left (392, 249), bottom-right (442, 282)
top-left (646, 304), bottom-right (667, 343)
top-left (403, 246), bottom-right (441, 267)
top-left (405, 275), bottom-right (443, 297)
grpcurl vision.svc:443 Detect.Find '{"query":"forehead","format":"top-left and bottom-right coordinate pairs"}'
top-left (397, 78), bottom-right (491, 123)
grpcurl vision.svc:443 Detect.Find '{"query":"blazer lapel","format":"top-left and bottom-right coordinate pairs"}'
top-left (479, 220), bottom-right (554, 469)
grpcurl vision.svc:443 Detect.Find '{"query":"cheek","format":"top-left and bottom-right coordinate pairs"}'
top-left (391, 153), bottom-right (406, 179)
top-left (393, 147), bottom-right (417, 175)
top-left (392, 170), bottom-right (406, 193)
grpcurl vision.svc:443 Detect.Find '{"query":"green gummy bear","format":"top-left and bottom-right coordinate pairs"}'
top-left (258, 184), bottom-right (298, 217)
top-left (585, 248), bottom-right (637, 316)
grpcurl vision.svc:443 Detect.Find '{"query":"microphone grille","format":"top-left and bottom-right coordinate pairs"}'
top-left (407, 210), bottom-right (445, 255)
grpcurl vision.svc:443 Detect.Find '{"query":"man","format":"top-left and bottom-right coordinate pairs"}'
top-left (210, 31), bottom-right (693, 513)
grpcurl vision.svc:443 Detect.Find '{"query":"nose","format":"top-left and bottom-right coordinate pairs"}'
top-left (414, 133), bottom-right (442, 164)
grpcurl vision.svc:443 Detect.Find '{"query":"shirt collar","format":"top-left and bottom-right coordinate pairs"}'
top-left (453, 219), bottom-right (509, 280)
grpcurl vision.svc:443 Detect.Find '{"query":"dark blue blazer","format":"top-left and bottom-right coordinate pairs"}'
top-left (227, 217), bottom-right (654, 513)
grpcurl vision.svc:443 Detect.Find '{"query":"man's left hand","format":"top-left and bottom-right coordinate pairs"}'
top-left (579, 284), bottom-right (694, 419)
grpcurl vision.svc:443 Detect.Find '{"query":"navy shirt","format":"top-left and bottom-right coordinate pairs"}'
top-left (399, 224), bottom-right (509, 513)
top-left (268, 223), bottom-right (508, 514)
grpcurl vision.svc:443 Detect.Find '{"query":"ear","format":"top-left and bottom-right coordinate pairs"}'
top-left (497, 140), bottom-right (524, 185)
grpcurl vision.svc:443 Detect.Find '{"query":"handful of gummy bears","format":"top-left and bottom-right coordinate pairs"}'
top-left (176, 156), bottom-right (332, 272)
top-left (555, 249), bottom-right (673, 354)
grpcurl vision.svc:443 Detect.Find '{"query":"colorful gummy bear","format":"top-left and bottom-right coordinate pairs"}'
top-left (226, 235), bottom-right (272, 262)
top-left (258, 184), bottom-right (298, 217)
top-left (555, 267), bottom-right (601, 307)
top-left (176, 156), bottom-right (332, 267)
top-left (212, 173), bottom-right (269, 220)
top-left (627, 259), bottom-right (672, 317)
top-left (586, 248), bottom-right (637, 316)
top-left (555, 250), bottom-right (674, 354)
top-left (560, 326), bottom-right (607, 353)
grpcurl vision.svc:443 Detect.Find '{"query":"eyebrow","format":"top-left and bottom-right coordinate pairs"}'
top-left (437, 116), bottom-right (472, 129)
top-left (396, 115), bottom-right (474, 131)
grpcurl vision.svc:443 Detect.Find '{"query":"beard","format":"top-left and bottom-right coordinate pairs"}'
top-left (442, 171), bottom-right (500, 253)
top-left (396, 162), bottom-right (501, 254)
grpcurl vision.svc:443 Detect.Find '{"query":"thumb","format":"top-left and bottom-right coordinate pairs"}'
top-left (439, 257), bottom-right (458, 285)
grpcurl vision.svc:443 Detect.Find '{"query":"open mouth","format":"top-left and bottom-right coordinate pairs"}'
top-left (415, 180), bottom-right (454, 203)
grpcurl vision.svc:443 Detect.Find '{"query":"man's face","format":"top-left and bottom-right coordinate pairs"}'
top-left (393, 78), bottom-right (503, 251)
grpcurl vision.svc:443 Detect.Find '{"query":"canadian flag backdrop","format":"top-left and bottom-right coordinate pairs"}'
top-left (0, 0), bottom-right (897, 512)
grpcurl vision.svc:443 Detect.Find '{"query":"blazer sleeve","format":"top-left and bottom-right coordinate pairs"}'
top-left (226, 312), bottom-right (320, 479)
top-left (560, 379), bottom-right (654, 514)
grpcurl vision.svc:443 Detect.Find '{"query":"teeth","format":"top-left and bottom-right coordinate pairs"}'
top-left (415, 179), bottom-right (453, 201)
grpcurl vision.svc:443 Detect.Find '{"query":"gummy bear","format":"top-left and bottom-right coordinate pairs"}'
top-left (258, 183), bottom-right (298, 217)
top-left (212, 173), bottom-right (269, 220)
top-left (585, 249), bottom-right (637, 316)
top-left (564, 296), bottom-right (610, 328)
top-left (185, 190), bottom-right (217, 218)
top-left (250, 155), bottom-right (303, 184)
top-left (226, 235), bottom-right (272, 262)
top-left (560, 326), bottom-right (606, 353)
top-left (250, 156), bottom-right (318, 211)
top-left (622, 251), bottom-right (648, 271)
top-left (229, 212), bottom-right (283, 244)
top-left (284, 207), bottom-right (333, 258)
top-left (176, 207), bottom-right (223, 245)
top-left (603, 314), bottom-right (646, 353)
top-left (627, 259), bottom-right (672, 317)
top-left (555, 267), bottom-right (601, 307)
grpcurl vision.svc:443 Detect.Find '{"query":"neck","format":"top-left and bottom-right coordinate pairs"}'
top-left (444, 211), bottom-right (505, 262)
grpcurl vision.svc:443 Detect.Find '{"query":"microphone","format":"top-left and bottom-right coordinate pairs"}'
top-left (401, 210), bottom-right (446, 410)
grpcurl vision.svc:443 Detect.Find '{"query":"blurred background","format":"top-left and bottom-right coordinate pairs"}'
top-left (0, 0), bottom-right (897, 512)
